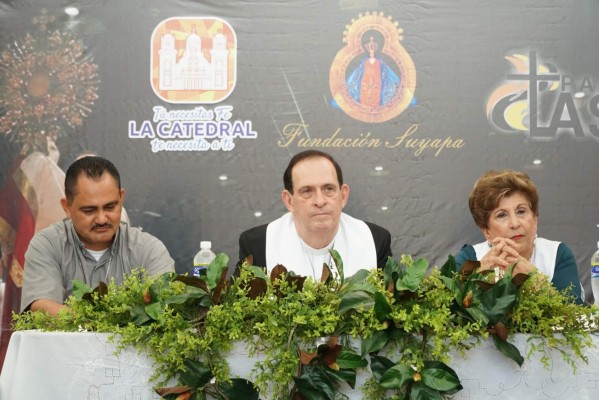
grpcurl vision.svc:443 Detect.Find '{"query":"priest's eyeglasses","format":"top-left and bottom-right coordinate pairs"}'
top-left (297, 184), bottom-right (339, 199)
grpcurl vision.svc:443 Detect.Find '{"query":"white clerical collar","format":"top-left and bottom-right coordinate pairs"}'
top-left (299, 238), bottom-right (335, 255)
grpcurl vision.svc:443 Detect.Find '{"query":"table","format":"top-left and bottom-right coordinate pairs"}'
top-left (1, 330), bottom-right (599, 399)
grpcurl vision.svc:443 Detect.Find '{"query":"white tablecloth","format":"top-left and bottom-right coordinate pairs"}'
top-left (1, 330), bottom-right (599, 400)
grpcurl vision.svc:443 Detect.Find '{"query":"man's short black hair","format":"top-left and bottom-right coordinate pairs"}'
top-left (283, 150), bottom-right (343, 193)
top-left (64, 156), bottom-right (121, 202)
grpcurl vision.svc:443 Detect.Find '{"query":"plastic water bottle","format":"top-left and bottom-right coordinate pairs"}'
top-left (592, 241), bottom-right (599, 306)
top-left (193, 241), bottom-right (216, 277)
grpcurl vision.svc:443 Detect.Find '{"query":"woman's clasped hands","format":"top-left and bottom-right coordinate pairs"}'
top-left (479, 237), bottom-right (536, 278)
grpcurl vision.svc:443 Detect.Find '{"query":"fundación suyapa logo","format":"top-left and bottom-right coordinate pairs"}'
top-left (329, 12), bottom-right (416, 123)
top-left (486, 51), bottom-right (599, 141)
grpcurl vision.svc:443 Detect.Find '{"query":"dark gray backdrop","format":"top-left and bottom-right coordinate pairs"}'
top-left (1, 0), bottom-right (598, 302)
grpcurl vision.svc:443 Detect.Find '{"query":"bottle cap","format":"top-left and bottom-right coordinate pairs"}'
top-left (200, 241), bottom-right (212, 249)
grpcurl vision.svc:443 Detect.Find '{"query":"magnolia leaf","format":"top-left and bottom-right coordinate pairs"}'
top-left (320, 263), bottom-right (331, 283)
top-left (180, 359), bottom-right (213, 389)
top-left (270, 264), bottom-right (287, 282)
top-left (320, 344), bottom-right (342, 366)
top-left (218, 378), bottom-right (259, 400)
top-left (465, 306), bottom-right (490, 326)
top-left (160, 391), bottom-right (190, 400)
top-left (336, 350), bottom-right (368, 369)
top-left (421, 361), bottom-right (461, 392)
top-left (439, 275), bottom-right (459, 299)
top-left (360, 330), bottom-right (389, 356)
top-left (154, 386), bottom-right (192, 396)
top-left (287, 275), bottom-right (307, 291)
top-left (344, 269), bottom-right (374, 291)
top-left (206, 253), bottom-right (229, 291)
top-left (464, 279), bottom-right (485, 298)
top-left (72, 280), bottom-right (92, 300)
top-left (369, 355), bottom-right (395, 380)
top-left (156, 271), bottom-right (174, 285)
top-left (344, 280), bottom-right (379, 294)
top-left (211, 269), bottom-right (229, 304)
top-left (329, 249), bottom-right (344, 284)
top-left (379, 363), bottom-right (414, 389)
top-left (294, 367), bottom-right (337, 400)
top-left (492, 334), bottom-right (524, 366)
top-left (388, 324), bottom-right (406, 340)
top-left (480, 281), bottom-right (517, 324)
top-left (174, 275), bottom-right (209, 292)
top-left (462, 290), bottom-right (473, 308)
top-left (338, 290), bottom-right (374, 315)
top-left (197, 295), bottom-right (213, 308)
top-left (143, 287), bottom-right (152, 304)
top-left (398, 290), bottom-right (419, 301)
top-left (248, 265), bottom-right (268, 280)
top-left (247, 277), bottom-right (268, 299)
top-left (299, 350), bottom-right (317, 365)
top-left (460, 260), bottom-right (480, 280)
top-left (148, 282), bottom-right (162, 305)
top-left (439, 275), bottom-right (464, 304)
top-left (374, 292), bottom-right (392, 322)
top-left (130, 303), bottom-right (151, 326)
top-left (511, 273), bottom-right (531, 287)
top-left (82, 281), bottom-right (108, 303)
top-left (413, 257), bottom-right (429, 271)
top-left (423, 361), bottom-right (461, 390)
top-left (489, 321), bottom-right (508, 341)
top-left (409, 382), bottom-right (443, 400)
top-left (395, 258), bottom-right (428, 292)
top-left (474, 279), bottom-right (494, 292)
top-left (158, 390), bottom-right (193, 400)
top-left (440, 254), bottom-right (457, 278)
top-left (145, 301), bottom-right (164, 320)
top-left (94, 281), bottom-right (108, 299)
top-left (383, 257), bottom-right (402, 290)
top-left (294, 378), bottom-right (335, 400)
top-left (328, 367), bottom-right (357, 388)
top-left (165, 287), bottom-right (208, 305)
top-left (387, 278), bottom-right (395, 294)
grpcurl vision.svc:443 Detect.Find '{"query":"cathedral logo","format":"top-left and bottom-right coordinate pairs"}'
top-left (150, 17), bottom-right (237, 104)
top-left (486, 51), bottom-right (599, 141)
top-left (329, 12), bottom-right (416, 123)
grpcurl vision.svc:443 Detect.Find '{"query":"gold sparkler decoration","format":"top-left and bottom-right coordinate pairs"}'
top-left (0, 10), bottom-right (99, 152)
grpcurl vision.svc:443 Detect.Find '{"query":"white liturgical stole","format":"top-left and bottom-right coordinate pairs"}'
top-left (265, 212), bottom-right (377, 280)
top-left (473, 237), bottom-right (558, 280)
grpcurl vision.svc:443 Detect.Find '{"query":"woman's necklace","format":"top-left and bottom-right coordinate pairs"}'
top-left (494, 242), bottom-right (536, 283)
top-left (527, 235), bottom-right (537, 263)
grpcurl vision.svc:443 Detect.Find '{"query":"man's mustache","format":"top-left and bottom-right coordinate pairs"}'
top-left (92, 223), bottom-right (112, 230)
